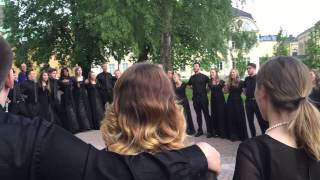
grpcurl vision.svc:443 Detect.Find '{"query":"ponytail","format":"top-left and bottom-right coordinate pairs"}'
top-left (289, 100), bottom-right (320, 160)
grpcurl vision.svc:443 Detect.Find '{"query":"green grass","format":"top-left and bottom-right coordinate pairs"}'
top-left (185, 88), bottom-right (245, 101)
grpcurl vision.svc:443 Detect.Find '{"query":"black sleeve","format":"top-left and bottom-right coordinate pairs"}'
top-left (188, 76), bottom-right (193, 86)
top-left (233, 143), bottom-right (261, 180)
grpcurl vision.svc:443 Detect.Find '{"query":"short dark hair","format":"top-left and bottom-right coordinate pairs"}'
top-left (26, 69), bottom-right (34, 78)
top-left (193, 62), bottom-right (201, 67)
top-left (48, 68), bottom-right (57, 74)
top-left (247, 63), bottom-right (257, 69)
top-left (0, 36), bottom-right (13, 90)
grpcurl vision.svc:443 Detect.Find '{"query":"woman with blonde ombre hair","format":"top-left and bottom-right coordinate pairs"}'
top-left (101, 63), bottom-right (186, 155)
top-left (233, 56), bottom-right (320, 180)
top-left (225, 69), bottom-right (248, 141)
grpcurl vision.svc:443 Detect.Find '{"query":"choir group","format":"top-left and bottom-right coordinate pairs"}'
top-left (7, 61), bottom-right (320, 141)
top-left (172, 63), bottom-right (268, 141)
top-left (6, 63), bottom-right (121, 133)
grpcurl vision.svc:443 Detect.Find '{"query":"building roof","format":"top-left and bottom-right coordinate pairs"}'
top-left (232, 7), bottom-right (253, 19)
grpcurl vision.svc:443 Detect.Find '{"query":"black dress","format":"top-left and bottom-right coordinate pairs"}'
top-left (233, 134), bottom-right (320, 180)
top-left (226, 82), bottom-right (248, 141)
top-left (175, 83), bottom-right (195, 134)
top-left (209, 80), bottom-right (227, 138)
top-left (86, 82), bottom-right (105, 130)
top-left (20, 80), bottom-right (40, 118)
top-left (72, 77), bottom-right (92, 131)
top-left (58, 77), bottom-right (80, 133)
top-left (38, 82), bottom-right (60, 123)
top-left (49, 78), bottom-right (61, 125)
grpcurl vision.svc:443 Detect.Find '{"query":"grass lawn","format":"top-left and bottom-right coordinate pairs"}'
top-left (185, 88), bottom-right (245, 101)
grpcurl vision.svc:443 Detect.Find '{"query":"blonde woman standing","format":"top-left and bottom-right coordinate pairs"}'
top-left (233, 56), bottom-right (320, 180)
top-left (225, 69), bottom-right (248, 141)
top-left (101, 63), bottom-right (221, 179)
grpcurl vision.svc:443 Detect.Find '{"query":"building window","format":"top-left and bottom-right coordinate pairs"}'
top-left (180, 65), bottom-right (186, 72)
top-left (122, 63), bottom-right (128, 71)
top-left (109, 64), bottom-right (115, 74)
top-left (245, 57), bottom-right (250, 65)
top-left (218, 62), bottom-right (223, 70)
top-left (232, 58), bottom-right (237, 69)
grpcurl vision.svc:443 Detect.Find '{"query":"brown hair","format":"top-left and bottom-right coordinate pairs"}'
top-left (228, 68), bottom-right (240, 87)
top-left (257, 56), bottom-right (320, 160)
top-left (210, 68), bottom-right (220, 84)
top-left (0, 36), bottom-right (13, 90)
top-left (100, 63), bottom-right (186, 155)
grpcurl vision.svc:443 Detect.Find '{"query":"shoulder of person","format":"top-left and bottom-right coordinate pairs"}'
top-left (238, 135), bottom-right (270, 155)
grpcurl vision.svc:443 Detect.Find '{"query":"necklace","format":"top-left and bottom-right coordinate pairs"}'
top-left (266, 122), bottom-right (289, 133)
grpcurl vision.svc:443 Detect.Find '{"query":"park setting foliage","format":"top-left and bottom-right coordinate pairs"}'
top-left (3, 0), bottom-right (256, 74)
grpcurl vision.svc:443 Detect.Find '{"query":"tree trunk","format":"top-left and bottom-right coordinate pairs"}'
top-left (160, 32), bottom-right (172, 71)
top-left (159, 1), bottom-right (173, 71)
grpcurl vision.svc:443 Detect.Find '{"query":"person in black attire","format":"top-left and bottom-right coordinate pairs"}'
top-left (188, 63), bottom-right (214, 138)
top-left (208, 69), bottom-right (227, 138)
top-left (309, 69), bottom-right (320, 110)
top-left (225, 69), bottom-right (248, 141)
top-left (48, 68), bottom-right (61, 122)
top-left (233, 56), bottom-right (320, 180)
top-left (58, 68), bottom-right (80, 133)
top-left (86, 71), bottom-right (104, 130)
top-left (97, 63), bottom-right (115, 106)
top-left (243, 63), bottom-right (268, 137)
top-left (38, 71), bottom-right (60, 124)
top-left (8, 69), bottom-right (27, 116)
top-left (20, 69), bottom-right (40, 118)
top-left (73, 67), bottom-right (92, 131)
top-left (173, 73), bottom-right (195, 135)
top-left (0, 36), bottom-right (221, 180)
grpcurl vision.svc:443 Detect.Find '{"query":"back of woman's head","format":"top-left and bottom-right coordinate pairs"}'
top-left (257, 56), bottom-right (320, 160)
top-left (101, 63), bottom-right (186, 155)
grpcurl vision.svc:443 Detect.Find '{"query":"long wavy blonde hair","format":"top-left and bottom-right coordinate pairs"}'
top-left (257, 56), bottom-right (320, 160)
top-left (100, 63), bottom-right (186, 155)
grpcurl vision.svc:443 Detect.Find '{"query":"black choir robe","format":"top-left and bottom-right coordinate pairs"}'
top-left (86, 82), bottom-right (105, 130)
top-left (96, 72), bottom-right (115, 105)
top-left (58, 77), bottom-right (80, 133)
top-left (20, 80), bottom-right (40, 118)
top-left (71, 77), bottom-right (92, 131)
top-left (38, 82), bottom-right (60, 124)
top-left (8, 81), bottom-right (27, 116)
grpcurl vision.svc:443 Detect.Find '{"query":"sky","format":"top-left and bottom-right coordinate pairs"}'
top-left (233, 0), bottom-right (320, 36)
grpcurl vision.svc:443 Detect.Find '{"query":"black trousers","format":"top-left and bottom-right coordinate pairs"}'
top-left (245, 99), bottom-right (268, 137)
top-left (193, 95), bottom-right (213, 134)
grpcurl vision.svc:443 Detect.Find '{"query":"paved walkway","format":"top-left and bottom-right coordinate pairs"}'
top-left (76, 101), bottom-right (261, 180)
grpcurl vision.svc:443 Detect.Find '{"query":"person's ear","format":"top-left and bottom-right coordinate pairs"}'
top-left (4, 70), bottom-right (14, 89)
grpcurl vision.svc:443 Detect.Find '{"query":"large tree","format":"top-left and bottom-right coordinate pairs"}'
top-left (273, 28), bottom-right (290, 56)
top-left (304, 21), bottom-right (320, 69)
top-left (4, 0), bottom-right (236, 72)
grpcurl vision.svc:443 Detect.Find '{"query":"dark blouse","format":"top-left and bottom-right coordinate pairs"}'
top-left (0, 109), bottom-right (210, 180)
top-left (208, 80), bottom-right (225, 98)
top-left (228, 81), bottom-right (244, 100)
top-left (233, 134), bottom-right (320, 180)
top-left (175, 83), bottom-right (188, 101)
